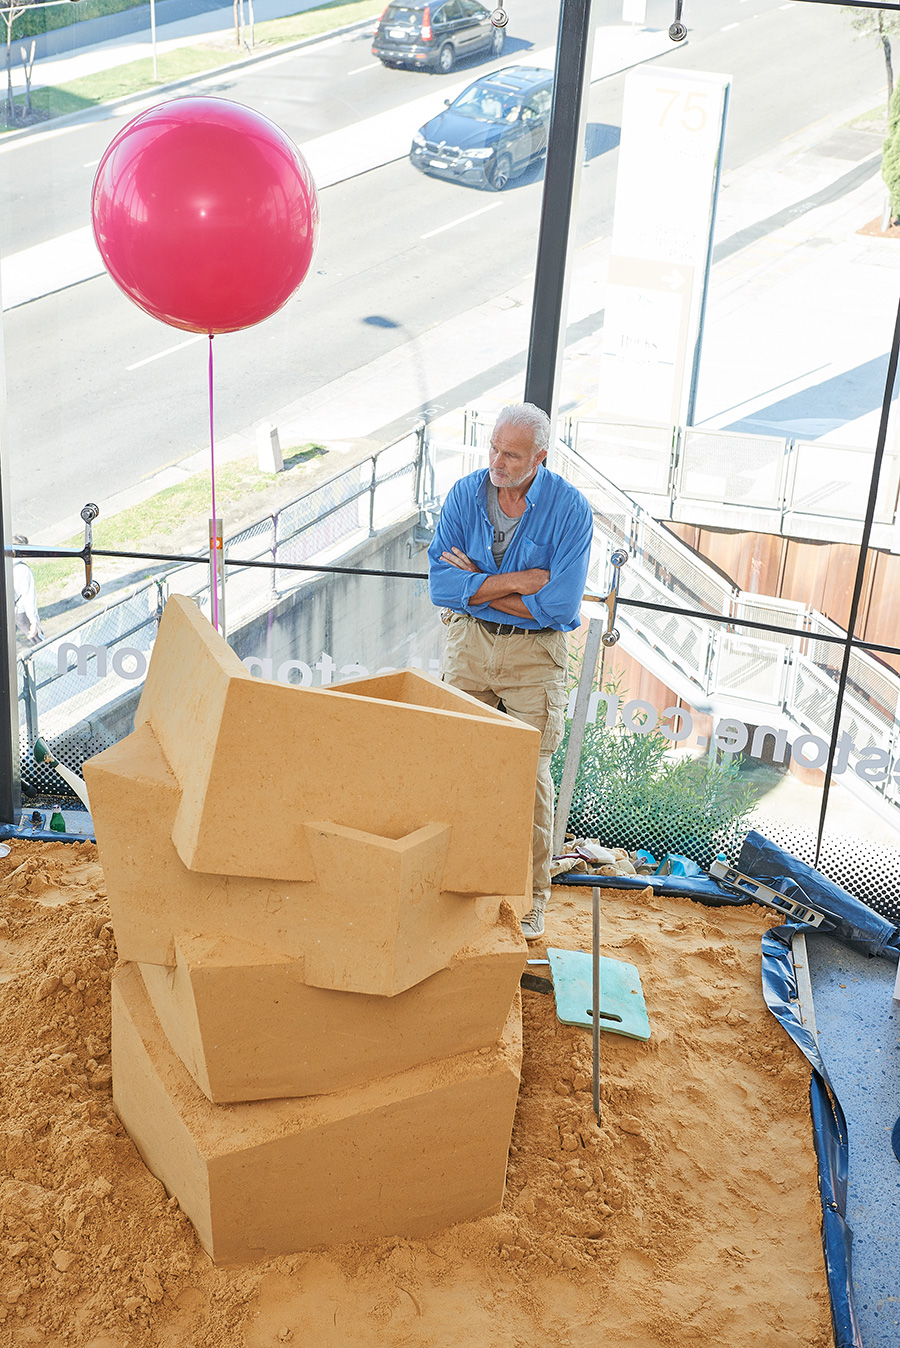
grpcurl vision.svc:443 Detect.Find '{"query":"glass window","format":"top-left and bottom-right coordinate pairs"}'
top-left (436, 0), bottom-right (463, 24)
top-left (1, 0), bottom-right (564, 825)
top-left (382, 6), bottom-right (424, 22)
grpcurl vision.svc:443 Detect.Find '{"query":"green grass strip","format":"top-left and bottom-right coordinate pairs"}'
top-left (7, 0), bottom-right (382, 125)
top-left (30, 446), bottom-right (325, 604)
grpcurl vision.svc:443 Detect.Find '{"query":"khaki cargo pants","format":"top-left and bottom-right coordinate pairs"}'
top-left (440, 613), bottom-right (568, 913)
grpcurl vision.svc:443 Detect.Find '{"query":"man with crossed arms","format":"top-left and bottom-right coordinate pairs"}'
top-left (428, 403), bottom-right (593, 940)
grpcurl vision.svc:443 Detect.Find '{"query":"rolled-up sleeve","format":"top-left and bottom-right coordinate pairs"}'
top-left (520, 498), bottom-right (594, 629)
top-left (427, 483), bottom-right (488, 610)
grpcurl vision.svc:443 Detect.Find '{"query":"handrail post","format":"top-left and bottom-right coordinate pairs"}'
top-left (553, 615), bottom-right (604, 855)
top-left (21, 655), bottom-right (38, 746)
top-left (368, 454), bottom-right (377, 537)
top-left (413, 421), bottom-right (427, 511)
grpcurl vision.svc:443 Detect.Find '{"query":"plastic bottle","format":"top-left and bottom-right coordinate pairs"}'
top-left (49, 810), bottom-right (65, 833)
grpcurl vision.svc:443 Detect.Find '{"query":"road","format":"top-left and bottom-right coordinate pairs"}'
top-left (0, 0), bottom-right (887, 534)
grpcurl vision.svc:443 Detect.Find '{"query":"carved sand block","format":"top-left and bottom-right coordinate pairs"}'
top-left (131, 594), bottom-right (537, 892)
top-left (135, 900), bottom-right (526, 1103)
top-left (84, 595), bottom-right (538, 994)
top-left (113, 962), bottom-right (523, 1264)
top-left (86, 719), bottom-right (526, 993)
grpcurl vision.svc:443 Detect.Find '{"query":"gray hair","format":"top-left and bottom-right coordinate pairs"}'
top-left (493, 402), bottom-right (551, 456)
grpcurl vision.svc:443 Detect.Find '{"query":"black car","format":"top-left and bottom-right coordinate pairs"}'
top-left (373, 0), bottom-right (503, 73)
top-left (410, 66), bottom-right (553, 190)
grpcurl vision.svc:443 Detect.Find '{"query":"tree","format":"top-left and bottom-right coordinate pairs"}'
top-left (844, 6), bottom-right (900, 112)
top-left (1, 0), bottom-right (81, 125)
top-left (884, 75), bottom-right (900, 220)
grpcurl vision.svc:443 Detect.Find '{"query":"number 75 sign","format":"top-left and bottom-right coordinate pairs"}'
top-left (598, 67), bottom-right (730, 428)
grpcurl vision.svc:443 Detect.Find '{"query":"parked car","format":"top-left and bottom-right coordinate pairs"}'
top-left (373, 0), bottom-right (504, 73)
top-left (410, 66), bottom-right (553, 190)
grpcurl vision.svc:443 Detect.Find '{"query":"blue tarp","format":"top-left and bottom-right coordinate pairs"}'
top-left (762, 923), bottom-right (863, 1348)
top-left (551, 871), bottom-right (747, 901)
top-left (752, 827), bottom-right (900, 1348)
top-left (740, 831), bottom-right (900, 961)
top-left (557, 828), bottom-right (900, 1346)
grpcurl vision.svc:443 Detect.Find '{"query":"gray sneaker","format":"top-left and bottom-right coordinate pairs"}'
top-left (521, 907), bottom-right (545, 941)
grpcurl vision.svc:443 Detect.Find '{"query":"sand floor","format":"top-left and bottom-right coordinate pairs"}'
top-left (0, 843), bottom-right (831, 1347)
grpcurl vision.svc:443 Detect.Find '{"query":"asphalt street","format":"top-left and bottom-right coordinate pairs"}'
top-left (0, 0), bottom-right (888, 534)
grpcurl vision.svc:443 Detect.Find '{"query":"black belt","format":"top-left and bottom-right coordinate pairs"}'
top-left (472, 618), bottom-right (554, 636)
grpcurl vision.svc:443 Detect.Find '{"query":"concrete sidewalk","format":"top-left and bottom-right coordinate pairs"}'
top-left (10, 0), bottom-right (345, 89)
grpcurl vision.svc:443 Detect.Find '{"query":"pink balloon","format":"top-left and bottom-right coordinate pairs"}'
top-left (91, 97), bottom-right (318, 335)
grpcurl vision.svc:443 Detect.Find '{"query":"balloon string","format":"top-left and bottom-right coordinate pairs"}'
top-left (208, 333), bottom-right (219, 633)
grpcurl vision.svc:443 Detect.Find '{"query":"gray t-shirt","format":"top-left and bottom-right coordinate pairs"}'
top-left (486, 482), bottom-right (523, 568)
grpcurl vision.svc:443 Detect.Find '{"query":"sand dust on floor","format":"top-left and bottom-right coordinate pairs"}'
top-left (0, 843), bottom-right (831, 1347)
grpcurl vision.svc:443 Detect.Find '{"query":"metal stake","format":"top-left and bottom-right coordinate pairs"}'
top-left (552, 550), bottom-right (628, 854)
top-left (209, 517), bottom-right (227, 639)
top-left (592, 884), bottom-right (601, 1125)
top-left (553, 615), bottom-right (603, 855)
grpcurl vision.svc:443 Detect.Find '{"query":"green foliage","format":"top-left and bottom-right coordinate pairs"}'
top-left (5, 0), bottom-right (147, 45)
top-left (550, 684), bottom-right (757, 867)
top-left (842, 6), bottom-right (900, 42)
top-left (884, 76), bottom-right (900, 219)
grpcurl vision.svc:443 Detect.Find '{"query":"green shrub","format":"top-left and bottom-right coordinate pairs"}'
top-left (550, 687), bottom-right (757, 867)
top-left (884, 78), bottom-right (900, 221)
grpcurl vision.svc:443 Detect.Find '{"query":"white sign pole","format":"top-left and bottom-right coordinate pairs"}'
top-left (598, 66), bottom-right (731, 429)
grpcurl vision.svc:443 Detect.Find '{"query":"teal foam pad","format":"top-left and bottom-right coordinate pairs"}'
top-left (546, 947), bottom-right (651, 1040)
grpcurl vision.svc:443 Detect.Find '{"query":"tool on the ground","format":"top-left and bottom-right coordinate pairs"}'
top-left (33, 737), bottom-right (91, 810)
top-left (669, 0), bottom-right (687, 42)
top-left (709, 855), bottom-right (827, 927)
top-left (520, 972), bottom-right (553, 995)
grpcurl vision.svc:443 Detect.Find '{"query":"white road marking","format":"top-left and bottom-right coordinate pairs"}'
top-left (0, 225), bottom-right (104, 309)
top-left (721, 22), bottom-right (739, 31)
top-left (126, 334), bottom-right (205, 370)
top-left (3, 27), bottom-right (674, 309)
top-left (83, 158), bottom-right (101, 168)
top-left (347, 62), bottom-right (379, 75)
top-left (420, 200), bottom-right (504, 239)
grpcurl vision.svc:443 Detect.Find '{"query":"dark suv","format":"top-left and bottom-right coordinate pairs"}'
top-left (372, 0), bottom-right (503, 73)
top-left (410, 66), bottom-right (553, 189)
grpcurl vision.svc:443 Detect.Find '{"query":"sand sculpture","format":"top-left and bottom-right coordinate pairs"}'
top-left (84, 595), bottom-right (538, 1263)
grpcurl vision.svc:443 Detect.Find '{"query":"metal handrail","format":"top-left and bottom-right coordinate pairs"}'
top-left (15, 424), bottom-right (429, 743)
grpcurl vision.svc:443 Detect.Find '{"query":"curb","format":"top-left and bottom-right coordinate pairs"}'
top-left (0, 10), bottom-right (379, 144)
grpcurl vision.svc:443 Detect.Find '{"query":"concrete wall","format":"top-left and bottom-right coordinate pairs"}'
top-left (230, 522), bottom-right (443, 684)
top-left (85, 519), bottom-right (441, 755)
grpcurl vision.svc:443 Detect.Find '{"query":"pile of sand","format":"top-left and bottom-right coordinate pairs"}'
top-left (0, 842), bottom-right (831, 1347)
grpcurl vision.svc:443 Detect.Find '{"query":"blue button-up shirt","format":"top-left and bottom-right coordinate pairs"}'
top-left (428, 466), bottom-right (594, 632)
